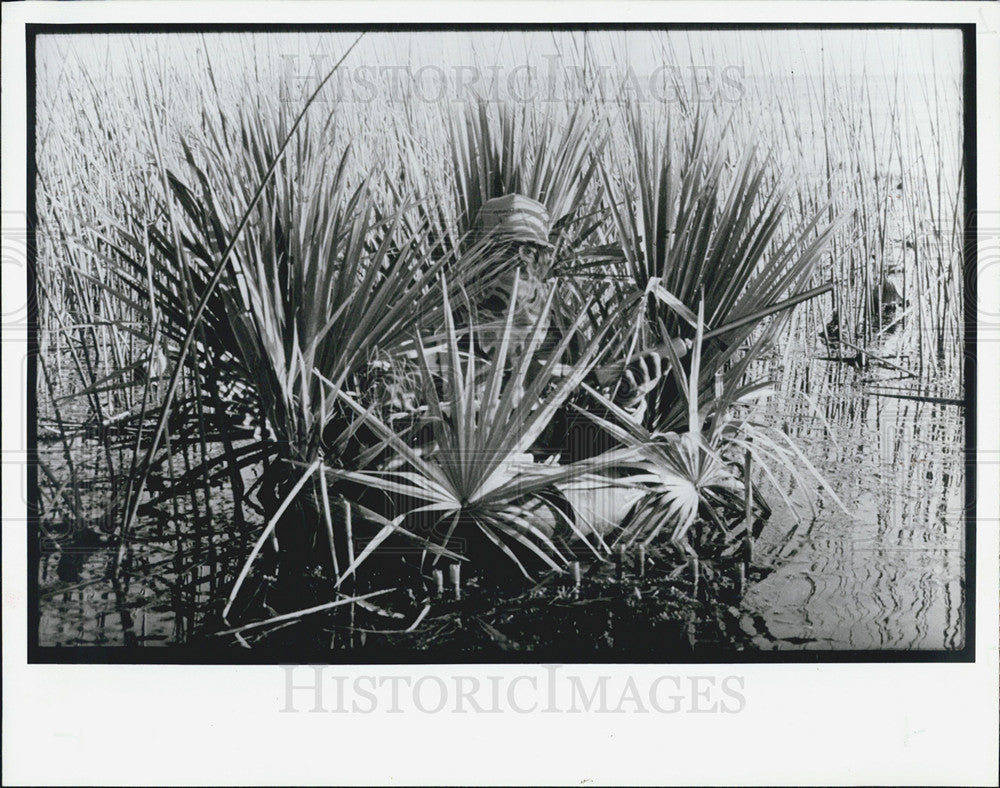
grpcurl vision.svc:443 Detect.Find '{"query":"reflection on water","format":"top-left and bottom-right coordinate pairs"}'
top-left (740, 345), bottom-right (965, 651)
top-left (39, 551), bottom-right (192, 647)
top-left (37, 511), bottom-right (234, 647)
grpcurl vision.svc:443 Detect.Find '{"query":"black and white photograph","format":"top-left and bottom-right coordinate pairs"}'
top-left (26, 24), bottom-right (973, 659)
top-left (3, 3), bottom-right (998, 785)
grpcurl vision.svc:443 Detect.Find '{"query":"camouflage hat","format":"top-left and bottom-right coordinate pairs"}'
top-left (475, 193), bottom-right (554, 249)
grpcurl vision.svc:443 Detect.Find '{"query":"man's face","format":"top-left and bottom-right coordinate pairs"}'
top-left (512, 242), bottom-right (552, 277)
top-left (514, 243), bottom-right (538, 268)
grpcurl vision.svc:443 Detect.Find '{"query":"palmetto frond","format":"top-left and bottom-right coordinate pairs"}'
top-left (323, 272), bottom-right (615, 578)
top-left (450, 100), bottom-right (607, 249)
top-left (137, 104), bottom-right (505, 470)
top-left (599, 102), bottom-right (842, 432)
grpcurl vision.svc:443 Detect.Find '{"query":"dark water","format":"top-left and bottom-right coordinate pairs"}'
top-left (38, 543), bottom-right (206, 647)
